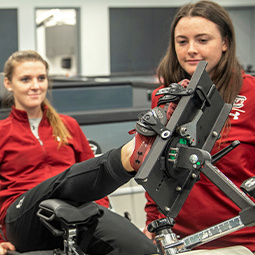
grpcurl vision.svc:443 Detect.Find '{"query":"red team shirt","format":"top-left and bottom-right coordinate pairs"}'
top-left (0, 106), bottom-right (109, 242)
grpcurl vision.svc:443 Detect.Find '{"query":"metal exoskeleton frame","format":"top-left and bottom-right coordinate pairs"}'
top-left (134, 61), bottom-right (255, 254)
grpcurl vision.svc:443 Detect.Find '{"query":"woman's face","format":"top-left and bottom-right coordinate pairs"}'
top-left (174, 16), bottom-right (228, 77)
top-left (4, 61), bottom-right (48, 114)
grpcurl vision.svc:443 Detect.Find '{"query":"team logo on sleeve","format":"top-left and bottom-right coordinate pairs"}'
top-left (229, 95), bottom-right (246, 120)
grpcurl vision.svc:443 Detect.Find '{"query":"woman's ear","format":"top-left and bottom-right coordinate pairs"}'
top-left (4, 77), bottom-right (13, 92)
top-left (222, 36), bottom-right (228, 52)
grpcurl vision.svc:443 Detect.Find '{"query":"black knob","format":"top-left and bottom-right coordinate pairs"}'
top-left (147, 217), bottom-right (175, 233)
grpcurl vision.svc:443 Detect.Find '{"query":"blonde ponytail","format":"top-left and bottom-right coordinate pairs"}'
top-left (42, 98), bottom-right (72, 147)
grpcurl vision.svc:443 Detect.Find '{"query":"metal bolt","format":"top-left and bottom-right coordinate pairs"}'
top-left (189, 154), bottom-right (198, 164)
top-left (212, 131), bottom-right (218, 137)
top-left (161, 130), bottom-right (171, 139)
top-left (144, 115), bottom-right (150, 120)
top-left (191, 173), bottom-right (197, 179)
top-left (165, 206), bottom-right (170, 212)
top-left (180, 127), bottom-right (187, 135)
top-left (176, 186), bottom-right (182, 192)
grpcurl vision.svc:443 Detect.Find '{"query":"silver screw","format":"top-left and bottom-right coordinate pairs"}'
top-left (189, 154), bottom-right (198, 164)
top-left (165, 206), bottom-right (170, 212)
top-left (176, 186), bottom-right (182, 191)
top-left (191, 173), bottom-right (197, 179)
top-left (212, 131), bottom-right (218, 137)
top-left (180, 127), bottom-right (187, 135)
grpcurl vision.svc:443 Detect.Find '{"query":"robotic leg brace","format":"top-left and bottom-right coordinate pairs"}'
top-left (134, 61), bottom-right (255, 254)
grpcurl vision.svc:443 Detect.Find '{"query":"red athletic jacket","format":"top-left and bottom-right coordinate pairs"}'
top-left (145, 72), bottom-right (255, 251)
top-left (0, 106), bottom-right (109, 242)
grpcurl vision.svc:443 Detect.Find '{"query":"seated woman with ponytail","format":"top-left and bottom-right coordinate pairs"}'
top-left (0, 50), bottom-right (157, 255)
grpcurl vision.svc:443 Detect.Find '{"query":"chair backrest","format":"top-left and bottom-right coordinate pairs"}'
top-left (0, 108), bottom-right (11, 120)
top-left (0, 73), bottom-right (5, 104)
top-left (88, 140), bottom-right (102, 155)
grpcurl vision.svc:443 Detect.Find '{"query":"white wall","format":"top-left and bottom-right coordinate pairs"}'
top-left (0, 0), bottom-right (255, 76)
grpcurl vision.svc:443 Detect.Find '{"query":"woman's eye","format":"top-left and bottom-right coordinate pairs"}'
top-left (21, 77), bottom-right (29, 82)
top-left (178, 40), bottom-right (187, 45)
top-left (199, 38), bottom-right (208, 44)
top-left (38, 76), bottom-right (46, 81)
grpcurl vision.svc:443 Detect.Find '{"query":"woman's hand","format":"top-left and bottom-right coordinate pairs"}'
top-left (0, 242), bottom-right (15, 255)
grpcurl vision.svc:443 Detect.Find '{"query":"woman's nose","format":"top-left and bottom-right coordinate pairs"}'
top-left (31, 79), bottom-right (40, 89)
top-left (187, 42), bottom-right (198, 54)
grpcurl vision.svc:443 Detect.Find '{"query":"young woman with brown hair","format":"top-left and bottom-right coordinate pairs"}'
top-left (143, 0), bottom-right (255, 252)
